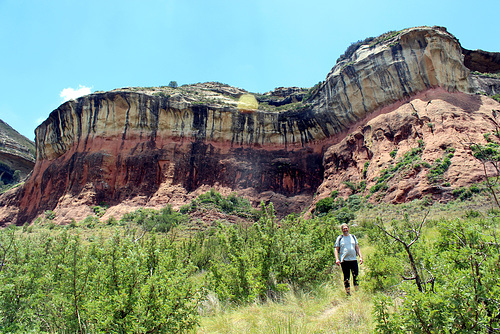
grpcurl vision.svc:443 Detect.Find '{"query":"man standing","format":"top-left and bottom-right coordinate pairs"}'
top-left (335, 223), bottom-right (363, 295)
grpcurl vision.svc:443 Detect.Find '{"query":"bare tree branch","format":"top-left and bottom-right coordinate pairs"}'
top-left (374, 208), bottom-right (432, 292)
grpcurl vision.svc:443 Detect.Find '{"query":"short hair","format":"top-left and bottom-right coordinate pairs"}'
top-left (340, 223), bottom-right (349, 230)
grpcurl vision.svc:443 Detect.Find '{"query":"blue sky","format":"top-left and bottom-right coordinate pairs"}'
top-left (0, 0), bottom-right (498, 140)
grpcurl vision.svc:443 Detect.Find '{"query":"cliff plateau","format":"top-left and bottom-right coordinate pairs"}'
top-left (1, 26), bottom-right (500, 225)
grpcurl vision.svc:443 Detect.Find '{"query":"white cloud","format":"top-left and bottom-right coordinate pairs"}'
top-left (60, 85), bottom-right (92, 102)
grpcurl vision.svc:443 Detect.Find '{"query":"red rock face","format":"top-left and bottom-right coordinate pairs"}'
top-left (314, 89), bottom-right (500, 209)
top-left (12, 130), bottom-right (325, 224)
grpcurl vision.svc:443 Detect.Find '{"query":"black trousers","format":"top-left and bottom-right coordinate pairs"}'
top-left (340, 260), bottom-right (359, 288)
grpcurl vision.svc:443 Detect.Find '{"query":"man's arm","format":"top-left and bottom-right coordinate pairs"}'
top-left (355, 244), bottom-right (363, 264)
top-left (334, 247), bottom-right (341, 266)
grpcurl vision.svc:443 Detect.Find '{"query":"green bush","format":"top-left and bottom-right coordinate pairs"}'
top-left (44, 210), bottom-right (56, 220)
top-left (92, 204), bottom-right (108, 218)
top-left (452, 187), bottom-right (473, 201)
top-left (315, 194), bottom-right (363, 225)
top-left (362, 161), bottom-right (370, 178)
top-left (82, 215), bottom-right (100, 228)
top-left (180, 189), bottom-right (258, 219)
top-left (427, 154), bottom-right (453, 183)
top-left (372, 218), bottom-right (500, 332)
top-left (370, 182), bottom-right (388, 194)
top-left (121, 205), bottom-right (188, 233)
top-left (315, 197), bottom-right (334, 215)
top-left (204, 203), bottom-right (338, 302)
top-left (0, 231), bottom-right (202, 333)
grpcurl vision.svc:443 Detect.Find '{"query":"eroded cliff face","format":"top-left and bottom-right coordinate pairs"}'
top-left (1, 26), bottom-right (500, 225)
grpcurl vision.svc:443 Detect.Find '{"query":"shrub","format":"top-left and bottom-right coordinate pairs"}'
top-left (205, 203), bottom-right (339, 302)
top-left (343, 180), bottom-right (366, 194)
top-left (372, 218), bottom-right (500, 332)
top-left (370, 182), bottom-right (388, 194)
top-left (92, 205), bottom-right (108, 218)
top-left (106, 216), bottom-right (118, 226)
top-left (44, 210), bottom-right (56, 220)
top-left (427, 154), bottom-right (453, 183)
top-left (83, 215), bottom-right (100, 228)
top-left (315, 197), bottom-right (334, 215)
top-left (0, 231), bottom-right (203, 332)
top-left (451, 184), bottom-right (483, 201)
top-left (121, 205), bottom-right (188, 233)
top-left (469, 184), bottom-right (482, 193)
top-left (362, 161), bottom-right (370, 178)
top-left (180, 189), bottom-right (257, 219)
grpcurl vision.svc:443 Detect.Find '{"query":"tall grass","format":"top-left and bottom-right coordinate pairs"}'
top-left (195, 283), bottom-right (374, 333)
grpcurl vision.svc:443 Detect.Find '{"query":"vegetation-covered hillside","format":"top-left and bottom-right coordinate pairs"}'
top-left (1, 184), bottom-right (499, 333)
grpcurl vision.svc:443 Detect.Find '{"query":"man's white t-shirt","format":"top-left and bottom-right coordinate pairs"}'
top-left (335, 234), bottom-right (358, 262)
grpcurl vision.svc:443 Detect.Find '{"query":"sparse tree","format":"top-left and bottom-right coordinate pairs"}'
top-left (373, 210), bottom-right (434, 293)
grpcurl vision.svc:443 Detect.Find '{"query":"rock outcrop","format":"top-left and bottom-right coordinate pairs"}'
top-left (463, 49), bottom-right (500, 74)
top-left (315, 89), bottom-right (500, 207)
top-left (1, 26), bottom-right (500, 225)
top-left (0, 119), bottom-right (35, 182)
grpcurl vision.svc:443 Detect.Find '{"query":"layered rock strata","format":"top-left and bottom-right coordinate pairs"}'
top-left (0, 120), bottom-right (35, 181)
top-left (1, 26), bottom-right (500, 225)
top-left (311, 27), bottom-right (471, 131)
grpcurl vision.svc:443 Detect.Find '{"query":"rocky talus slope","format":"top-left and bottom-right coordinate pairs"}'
top-left (1, 26), bottom-right (499, 225)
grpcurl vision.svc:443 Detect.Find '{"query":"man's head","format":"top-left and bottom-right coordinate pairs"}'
top-left (341, 224), bottom-right (349, 235)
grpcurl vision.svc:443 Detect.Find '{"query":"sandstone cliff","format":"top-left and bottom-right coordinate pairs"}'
top-left (1, 26), bottom-right (500, 225)
top-left (0, 120), bottom-right (35, 183)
